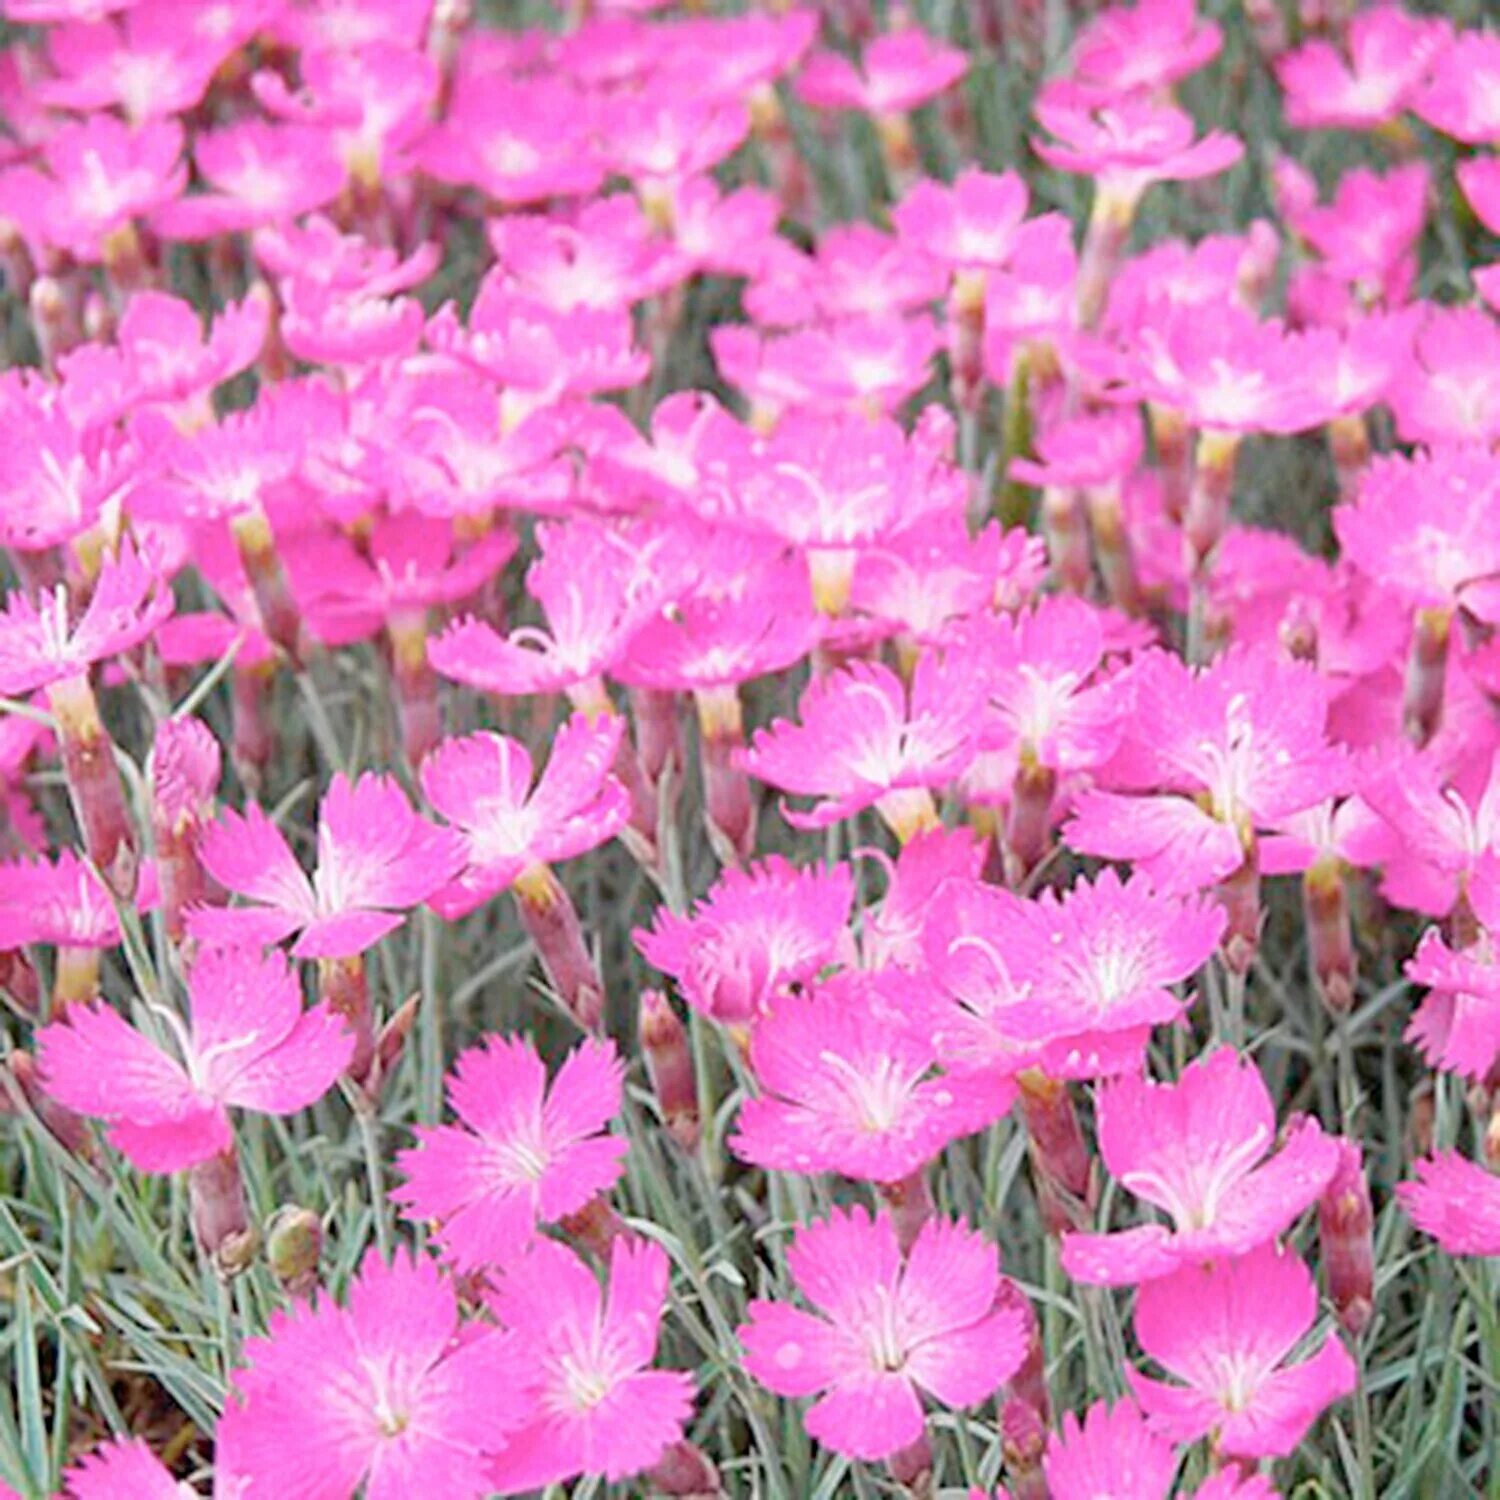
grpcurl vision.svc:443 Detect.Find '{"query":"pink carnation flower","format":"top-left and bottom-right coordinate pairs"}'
top-left (0, 847), bottom-right (121, 954)
top-left (892, 169), bottom-right (1030, 278)
top-left (218, 1248), bottom-right (525, 1500)
top-left (190, 773), bottom-right (465, 959)
top-left (1066, 646), bottom-right (1345, 894)
top-left (0, 539), bottom-right (172, 697)
top-left (1398, 1151), bottom-right (1500, 1256)
top-left (61, 1436), bottom-right (196, 1499)
top-left (1032, 86), bottom-right (1242, 209)
top-left (796, 28), bottom-right (968, 115)
top-left (1068, 0), bottom-right (1222, 99)
top-left (484, 1237), bottom-right (694, 1491)
top-left (59, 290), bottom-right (268, 432)
top-left (1061, 1049), bottom-right (1340, 1285)
top-left (36, 946), bottom-right (352, 1172)
top-left (739, 654), bottom-right (981, 841)
top-left (1128, 1244), bottom-right (1357, 1458)
top-left (420, 714), bottom-right (629, 920)
top-left (1414, 29), bottom-right (1500, 145)
top-left (739, 1208), bottom-right (1027, 1461)
top-left (1043, 1399), bottom-right (1177, 1500)
top-left (1276, 6), bottom-right (1450, 130)
top-left (1389, 310), bottom-right (1500, 447)
top-left (152, 120), bottom-right (346, 241)
top-left (635, 857), bottom-right (855, 1027)
top-left (0, 114), bottom-right (184, 263)
top-left (392, 1034), bottom-right (627, 1271)
top-left (731, 970), bottom-right (1012, 1185)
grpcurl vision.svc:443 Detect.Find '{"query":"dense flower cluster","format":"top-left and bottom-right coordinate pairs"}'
top-left (0, 0), bottom-right (1498, 1496)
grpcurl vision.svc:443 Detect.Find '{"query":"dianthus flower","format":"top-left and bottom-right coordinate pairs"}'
top-left (1276, 6), bottom-right (1449, 130)
top-left (635, 856), bottom-right (854, 1028)
top-left (392, 1034), bottom-right (626, 1271)
top-left (484, 1237), bottom-right (694, 1492)
top-left (421, 715), bottom-right (629, 1029)
top-left (739, 1208), bottom-right (1027, 1461)
top-left (740, 654), bottom-right (982, 841)
top-left (1398, 1151), bottom-right (1500, 1256)
top-left (218, 1248), bottom-right (524, 1500)
top-left (1128, 1244), bottom-right (1356, 1458)
top-left (1061, 1050), bottom-right (1339, 1285)
top-left (191, 773), bottom-right (463, 960)
top-left (731, 970), bottom-right (1011, 1186)
top-left (36, 946), bottom-right (351, 1174)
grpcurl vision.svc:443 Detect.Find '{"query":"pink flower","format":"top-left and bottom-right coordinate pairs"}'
top-left (745, 224), bottom-right (946, 327)
top-left (419, 714), bottom-right (629, 920)
top-left (796, 28), bottom-right (968, 115)
top-left (0, 374), bottom-right (137, 552)
top-left (39, 8), bottom-right (229, 124)
top-left (429, 520), bottom-right (678, 700)
top-left (891, 168), bottom-right (1030, 277)
top-left (284, 513), bottom-right (516, 648)
top-left (61, 1436), bottom-right (195, 1499)
top-left (1068, 0), bottom-right (1222, 99)
top-left (1414, 29), bottom-right (1500, 145)
top-left (427, 284), bottom-right (649, 423)
top-left (1389, 310), bottom-right (1500, 446)
top-left (0, 539), bottom-right (172, 697)
top-left (1042, 1400), bottom-right (1177, 1500)
top-left (1128, 1244), bottom-right (1357, 1458)
top-left (0, 114), bottom-right (184, 263)
top-left (484, 1236), bottom-right (693, 1491)
top-left (1061, 1050), bottom-right (1340, 1285)
top-left (1126, 303), bottom-right (1319, 435)
top-left (969, 595), bottom-right (1131, 776)
top-left (635, 857), bottom-right (854, 1026)
top-left (0, 848), bottom-right (121, 952)
top-left (1398, 1151), bottom-right (1500, 1256)
top-left (941, 870), bottom-right (1225, 1078)
top-left (1032, 86), bottom-right (1242, 207)
top-left (392, 1035), bottom-right (626, 1271)
top-left (36, 946), bottom-right (352, 1172)
top-left (1279, 163), bottom-right (1428, 311)
top-left (218, 1248), bottom-right (524, 1500)
top-left (152, 120), bottom-right (346, 240)
top-left (416, 76), bottom-right (604, 206)
top-left (1336, 447), bottom-right (1500, 624)
top-left (1066, 647), bottom-right (1345, 894)
top-left (190, 773), bottom-right (464, 959)
top-left (739, 654), bottom-right (981, 840)
top-left (487, 195), bottom-right (679, 313)
top-left (1276, 6), bottom-right (1450, 130)
top-left (731, 970), bottom-right (1012, 1184)
top-left (59, 290), bottom-right (268, 431)
top-left (739, 1208), bottom-right (1028, 1461)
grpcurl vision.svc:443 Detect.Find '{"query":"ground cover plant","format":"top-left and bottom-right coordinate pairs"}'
top-left (0, 0), bottom-right (1499, 1495)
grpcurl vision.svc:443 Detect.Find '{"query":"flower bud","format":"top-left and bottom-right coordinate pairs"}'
top-left (1304, 854), bottom-right (1356, 1014)
top-left (1000, 1397), bottom-right (1048, 1500)
top-left (48, 672), bottom-right (139, 901)
top-left (1403, 606), bottom-right (1451, 748)
top-left (1017, 1069), bottom-right (1094, 1233)
top-left (512, 864), bottom-right (606, 1032)
top-left (639, 988), bottom-right (700, 1150)
top-left (318, 955), bottom-right (377, 1085)
top-left (266, 1206), bottom-right (323, 1298)
top-left (644, 1439), bottom-right (723, 1498)
top-left (877, 1166), bottom-right (935, 1254)
top-left (149, 717), bottom-right (222, 941)
top-left (886, 1427), bottom-right (932, 1498)
top-left (1318, 1138), bottom-right (1375, 1336)
top-left (189, 1150), bottom-right (257, 1280)
top-left (559, 1194), bottom-right (633, 1260)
